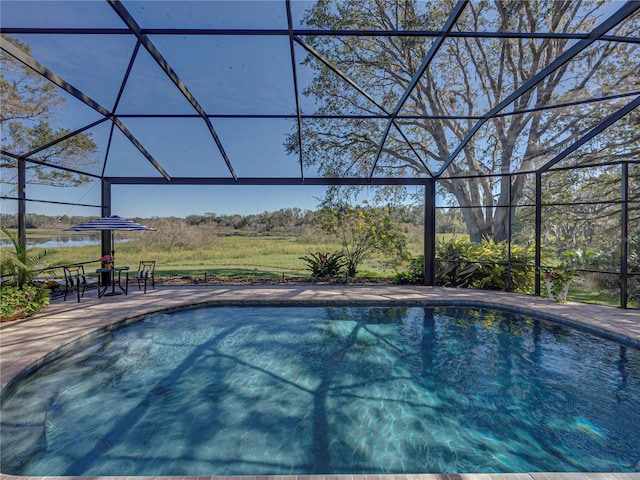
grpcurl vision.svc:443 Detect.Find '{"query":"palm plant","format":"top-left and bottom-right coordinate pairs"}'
top-left (1, 228), bottom-right (53, 288)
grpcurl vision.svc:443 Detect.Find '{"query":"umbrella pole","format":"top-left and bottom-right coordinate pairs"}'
top-left (101, 230), bottom-right (110, 262)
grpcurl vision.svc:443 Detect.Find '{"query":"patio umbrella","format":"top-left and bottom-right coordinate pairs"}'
top-left (64, 214), bottom-right (155, 262)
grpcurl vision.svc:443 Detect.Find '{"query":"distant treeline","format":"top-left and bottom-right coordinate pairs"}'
top-left (0, 213), bottom-right (100, 230)
top-left (0, 205), bottom-right (433, 232)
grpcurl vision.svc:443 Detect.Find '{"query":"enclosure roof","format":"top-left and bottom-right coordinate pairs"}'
top-left (1, 0), bottom-right (639, 186)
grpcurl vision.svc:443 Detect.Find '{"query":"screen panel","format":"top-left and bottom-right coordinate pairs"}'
top-left (541, 203), bottom-right (621, 271)
top-left (299, 34), bottom-right (435, 113)
top-left (0, 0), bottom-right (123, 28)
top-left (435, 207), bottom-right (467, 237)
top-left (25, 171), bottom-right (102, 210)
top-left (0, 199), bottom-right (19, 227)
top-left (542, 165), bottom-right (622, 204)
top-left (299, 117), bottom-right (390, 178)
top-left (213, 118), bottom-right (304, 178)
top-left (151, 35), bottom-right (297, 116)
top-left (453, 1), bottom-right (617, 34)
top-left (9, 33), bottom-right (137, 111)
top-left (0, 162), bottom-right (18, 199)
top-left (124, 1), bottom-right (289, 29)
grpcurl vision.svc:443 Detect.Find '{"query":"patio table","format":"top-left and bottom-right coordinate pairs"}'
top-left (96, 265), bottom-right (129, 297)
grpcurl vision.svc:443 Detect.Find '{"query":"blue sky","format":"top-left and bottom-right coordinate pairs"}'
top-left (1, 1), bottom-right (359, 218)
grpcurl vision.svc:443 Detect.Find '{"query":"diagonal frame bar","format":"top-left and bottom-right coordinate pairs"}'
top-left (1, 39), bottom-right (111, 116)
top-left (23, 118), bottom-right (110, 158)
top-left (286, 0), bottom-right (305, 182)
top-left (538, 95), bottom-right (640, 173)
top-left (102, 41), bottom-right (142, 178)
top-left (436, 0), bottom-right (640, 178)
top-left (1, 149), bottom-right (102, 179)
top-left (369, 0), bottom-right (468, 178)
top-left (108, 0), bottom-right (238, 181)
top-left (1, 37), bottom-right (171, 181)
top-left (112, 118), bottom-right (172, 179)
top-left (295, 37), bottom-right (432, 175)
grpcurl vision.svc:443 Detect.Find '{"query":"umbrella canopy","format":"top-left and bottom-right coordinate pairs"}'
top-left (64, 215), bottom-right (154, 232)
top-left (64, 215), bottom-right (155, 260)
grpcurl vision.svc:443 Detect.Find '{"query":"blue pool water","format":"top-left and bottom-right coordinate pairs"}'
top-left (2, 305), bottom-right (640, 475)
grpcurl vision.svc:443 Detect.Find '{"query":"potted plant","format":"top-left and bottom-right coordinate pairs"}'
top-left (100, 254), bottom-right (114, 270)
top-left (540, 265), bottom-right (579, 303)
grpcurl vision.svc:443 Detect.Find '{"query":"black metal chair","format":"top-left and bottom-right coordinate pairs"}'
top-left (136, 261), bottom-right (155, 293)
top-left (63, 264), bottom-right (97, 302)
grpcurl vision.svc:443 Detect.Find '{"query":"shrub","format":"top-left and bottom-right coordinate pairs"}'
top-left (472, 240), bottom-right (536, 292)
top-left (1, 284), bottom-right (50, 321)
top-left (435, 236), bottom-right (477, 288)
top-left (317, 202), bottom-right (408, 277)
top-left (395, 255), bottom-right (424, 284)
top-left (1, 228), bottom-right (54, 321)
top-left (435, 237), bottom-right (535, 292)
top-left (300, 251), bottom-right (346, 278)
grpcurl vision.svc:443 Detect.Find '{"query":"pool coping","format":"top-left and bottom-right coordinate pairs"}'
top-left (2, 285), bottom-right (640, 480)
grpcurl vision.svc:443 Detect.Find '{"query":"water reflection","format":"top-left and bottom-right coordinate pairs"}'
top-left (0, 234), bottom-right (130, 248)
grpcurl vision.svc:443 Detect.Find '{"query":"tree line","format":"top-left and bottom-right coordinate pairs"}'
top-left (0, 204), bottom-right (430, 234)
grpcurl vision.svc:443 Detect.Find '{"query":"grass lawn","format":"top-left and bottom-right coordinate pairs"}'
top-left (7, 231), bottom-right (415, 280)
top-left (569, 286), bottom-right (621, 307)
top-left (3, 228), bottom-right (633, 308)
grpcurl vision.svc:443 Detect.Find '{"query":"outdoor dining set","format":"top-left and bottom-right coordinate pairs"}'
top-left (62, 260), bottom-right (155, 302)
top-left (61, 214), bottom-right (156, 302)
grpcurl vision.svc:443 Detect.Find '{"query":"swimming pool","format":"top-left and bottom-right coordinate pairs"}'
top-left (2, 304), bottom-right (639, 475)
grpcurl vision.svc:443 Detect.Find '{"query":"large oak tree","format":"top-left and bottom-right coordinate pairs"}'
top-left (289, 0), bottom-right (639, 242)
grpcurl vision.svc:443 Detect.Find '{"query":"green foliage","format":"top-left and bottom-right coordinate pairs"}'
top-left (1, 227), bottom-right (53, 288)
top-left (1, 35), bottom-right (98, 191)
top-left (629, 230), bottom-right (640, 305)
top-left (435, 237), bottom-right (535, 292)
top-left (472, 240), bottom-right (536, 293)
top-left (394, 255), bottom-right (424, 284)
top-left (435, 236), bottom-right (476, 288)
top-left (317, 202), bottom-right (409, 277)
top-left (0, 283), bottom-right (50, 320)
top-left (184, 208), bottom-right (318, 234)
top-left (300, 251), bottom-right (346, 278)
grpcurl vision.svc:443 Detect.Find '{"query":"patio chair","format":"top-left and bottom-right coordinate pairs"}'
top-left (63, 264), bottom-right (97, 302)
top-left (136, 260), bottom-right (155, 293)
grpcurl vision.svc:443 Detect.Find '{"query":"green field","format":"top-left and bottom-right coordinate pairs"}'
top-left (3, 228), bottom-right (634, 308)
top-left (2, 228), bottom-right (427, 280)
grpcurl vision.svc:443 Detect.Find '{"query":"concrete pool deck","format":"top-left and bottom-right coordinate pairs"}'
top-left (2, 284), bottom-right (640, 480)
